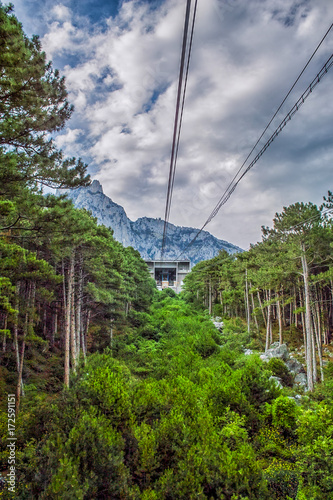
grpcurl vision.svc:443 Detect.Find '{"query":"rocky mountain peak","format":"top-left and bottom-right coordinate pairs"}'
top-left (88, 179), bottom-right (103, 194)
top-left (59, 181), bottom-right (242, 264)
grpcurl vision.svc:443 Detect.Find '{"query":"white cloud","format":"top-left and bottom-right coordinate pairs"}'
top-left (31, 0), bottom-right (333, 248)
top-left (51, 4), bottom-right (71, 22)
top-left (55, 128), bottom-right (83, 153)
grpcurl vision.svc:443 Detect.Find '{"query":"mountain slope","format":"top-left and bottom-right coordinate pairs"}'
top-left (58, 180), bottom-right (242, 264)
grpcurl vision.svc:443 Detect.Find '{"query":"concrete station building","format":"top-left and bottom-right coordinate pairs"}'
top-left (145, 260), bottom-right (191, 293)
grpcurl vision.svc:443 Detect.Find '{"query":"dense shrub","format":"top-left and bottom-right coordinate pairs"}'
top-left (267, 358), bottom-right (293, 387)
top-left (3, 294), bottom-right (333, 499)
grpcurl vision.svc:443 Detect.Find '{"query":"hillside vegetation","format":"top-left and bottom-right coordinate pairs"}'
top-left (0, 5), bottom-right (333, 499)
top-left (182, 198), bottom-right (333, 392)
top-left (1, 292), bottom-right (333, 498)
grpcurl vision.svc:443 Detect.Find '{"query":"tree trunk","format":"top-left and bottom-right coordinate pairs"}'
top-left (265, 289), bottom-right (272, 352)
top-left (75, 254), bottom-right (84, 364)
top-left (245, 269), bottom-right (250, 334)
top-left (83, 308), bottom-right (91, 362)
top-left (250, 283), bottom-right (259, 331)
top-left (277, 291), bottom-right (283, 344)
top-left (281, 288), bottom-right (286, 327)
top-left (63, 255), bottom-right (71, 388)
top-left (257, 291), bottom-right (267, 328)
top-left (311, 321), bottom-right (317, 384)
top-left (299, 287), bottom-right (306, 350)
top-left (309, 287), bottom-right (323, 382)
top-left (17, 282), bottom-right (35, 411)
top-left (68, 250), bottom-right (76, 376)
top-left (300, 243), bottom-right (315, 391)
top-left (13, 284), bottom-right (20, 373)
top-left (2, 314), bottom-right (7, 352)
top-left (208, 279), bottom-right (212, 316)
top-left (52, 307), bottom-right (58, 347)
top-left (313, 312), bottom-right (324, 382)
top-left (293, 287), bottom-right (297, 328)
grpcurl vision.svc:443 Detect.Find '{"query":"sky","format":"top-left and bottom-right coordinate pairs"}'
top-left (8, 0), bottom-right (333, 250)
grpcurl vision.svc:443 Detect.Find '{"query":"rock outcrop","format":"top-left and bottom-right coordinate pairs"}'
top-left (244, 342), bottom-right (308, 391)
top-left (57, 180), bottom-right (243, 265)
top-left (261, 342), bottom-right (308, 391)
top-left (260, 342), bottom-right (289, 362)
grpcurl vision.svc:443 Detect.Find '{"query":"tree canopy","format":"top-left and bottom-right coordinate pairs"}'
top-left (0, 3), bottom-right (90, 193)
top-left (0, 5), bottom-right (333, 499)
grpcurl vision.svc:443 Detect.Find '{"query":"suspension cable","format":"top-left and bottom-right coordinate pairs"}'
top-left (176, 40), bottom-right (333, 259)
top-left (161, 0), bottom-right (198, 258)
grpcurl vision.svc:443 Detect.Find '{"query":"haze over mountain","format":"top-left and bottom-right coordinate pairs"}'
top-left (58, 180), bottom-right (242, 264)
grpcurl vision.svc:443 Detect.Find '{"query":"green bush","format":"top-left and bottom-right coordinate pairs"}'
top-left (267, 358), bottom-right (293, 387)
top-left (9, 295), bottom-right (333, 499)
top-left (264, 458), bottom-right (298, 499)
top-left (295, 404), bottom-right (333, 496)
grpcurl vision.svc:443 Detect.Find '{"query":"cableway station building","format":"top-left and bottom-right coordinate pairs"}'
top-left (145, 260), bottom-right (191, 293)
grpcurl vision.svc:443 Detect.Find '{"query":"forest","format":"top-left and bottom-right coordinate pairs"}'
top-left (183, 197), bottom-right (333, 393)
top-left (0, 4), bottom-right (333, 499)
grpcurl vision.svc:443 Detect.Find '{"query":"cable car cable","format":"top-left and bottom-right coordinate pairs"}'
top-left (175, 23), bottom-right (333, 259)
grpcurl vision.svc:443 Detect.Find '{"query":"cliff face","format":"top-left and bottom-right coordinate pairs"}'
top-left (58, 180), bottom-right (134, 246)
top-left (58, 180), bottom-right (242, 264)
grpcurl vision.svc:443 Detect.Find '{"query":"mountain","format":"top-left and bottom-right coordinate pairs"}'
top-left (57, 180), bottom-right (242, 264)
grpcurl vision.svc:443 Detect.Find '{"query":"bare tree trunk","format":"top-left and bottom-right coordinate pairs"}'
top-left (301, 244), bottom-right (314, 391)
top-left (257, 291), bottom-right (267, 328)
top-left (277, 291), bottom-right (283, 344)
top-left (245, 270), bottom-right (250, 334)
top-left (83, 308), bottom-right (91, 362)
top-left (2, 314), bottom-right (7, 352)
top-left (17, 291), bottom-right (29, 410)
top-left (299, 288), bottom-right (306, 350)
top-left (75, 254), bottom-right (83, 364)
top-left (316, 288), bottom-right (323, 347)
top-left (311, 322), bottom-right (317, 384)
top-left (265, 289), bottom-right (272, 352)
top-left (310, 287), bottom-right (323, 382)
top-left (68, 251), bottom-right (76, 376)
top-left (17, 282), bottom-right (35, 411)
top-left (313, 315), bottom-right (324, 382)
top-left (311, 303), bottom-right (319, 381)
top-left (294, 287), bottom-right (297, 328)
top-left (13, 284), bottom-right (20, 373)
top-left (52, 307), bottom-right (58, 347)
top-left (63, 257), bottom-right (70, 388)
top-left (250, 283), bottom-right (259, 331)
top-left (322, 287), bottom-right (329, 345)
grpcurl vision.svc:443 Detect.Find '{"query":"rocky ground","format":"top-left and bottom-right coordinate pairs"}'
top-left (212, 317), bottom-right (333, 394)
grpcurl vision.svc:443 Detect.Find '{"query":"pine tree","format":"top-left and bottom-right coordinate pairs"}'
top-left (0, 4), bottom-right (90, 195)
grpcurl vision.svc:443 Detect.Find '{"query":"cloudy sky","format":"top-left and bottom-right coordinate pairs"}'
top-left (9, 0), bottom-right (333, 249)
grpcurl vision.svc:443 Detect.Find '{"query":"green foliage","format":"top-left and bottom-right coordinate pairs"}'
top-left (271, 396), bottom-right (298, 433)
top-left (0, 4), bottom-right (90, 192)
top-left (43, 456), bottom-right (89, 500)
top-left (264, 458), bottom-right (299, 500)
top-left (6, 298), bottom-right (275, 498)
top-left (267, 358), bottom-right (293, 387)
top-left (1, 11), bottom-right (333, 492)
top-left (3, 292), bottom-right (333, 498)
top-left (76, 357), bottom-right (132, 425)
top-left (294, 403), bottom-right (333, 497)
